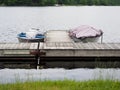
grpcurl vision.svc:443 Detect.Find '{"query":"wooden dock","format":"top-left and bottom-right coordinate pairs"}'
top-left (41, 42), bottom-right (120, 57)
top-left (44, 30), bottom-right (73, 42)
top-left (0, 43), bottom-right (39, 69)
top-left (0, 30), bottom-right (120, 68)
top-left (0, 43), bottom-right (38, 56)
top-left (42, 30), bottom-right (120, 57)
top-left (0, 42), bottom-right (120, 57)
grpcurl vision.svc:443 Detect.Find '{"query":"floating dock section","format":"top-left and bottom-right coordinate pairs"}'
top-left (0, 43), bottom-right (38, 68)
top-left (0, 30), bottom-right (120, 68)
top-left (0, 43), bottom-right (38, 56)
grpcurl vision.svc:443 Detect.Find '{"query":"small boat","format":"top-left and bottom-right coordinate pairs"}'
top-left (17, 28), bottom-right (45, 42)
top-left (69, 25), bottom-right (103, 43)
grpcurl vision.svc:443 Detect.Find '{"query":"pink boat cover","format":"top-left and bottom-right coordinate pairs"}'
top-left (69, 25), bottom-right (103, 38)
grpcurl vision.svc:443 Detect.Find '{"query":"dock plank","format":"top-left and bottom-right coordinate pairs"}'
top-left (106, 43), bottom-right (115, 49)
top-left (39, 43), bottom-right (44, 49)
top-left (0, 44), bottom-right (3, 49)
top-left (83, 43), bottom-right (93, 49)
top-left (76, 43), bottom-right (84, 49)
top-left (45, 30), bottom-right (73, 43)
top-left (55, 42), bottom-right (60, 48)
top-left (74, 43), bottom-right (80, 49)
top-left (114, 43), bottom-right (120, 49)
top-left (3, 50), bottom-right (30, 55)
top-left (1, 43), bottom-right (6, 49)
top-left (94, 43), bottom-right (104, 49)
top-left (44, 42), bottom-right (57, 49)
top-left (30, 43), bottom-right (38, 49)
top-left (91, 43), bottom-right (99, 49)
top-left (92, 43), bottom-right (99, 49)
top-left (100, 43), bottom-right (110, 49)
top-left (11, 43), bottom-right (18, 49)
top-left (87, 43), bottom-right (97, 49)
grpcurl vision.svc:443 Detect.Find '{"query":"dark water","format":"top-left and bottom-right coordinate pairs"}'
top-left (0, 6), bottom-right (120, 43)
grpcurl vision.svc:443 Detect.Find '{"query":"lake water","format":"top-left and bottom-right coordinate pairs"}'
top-left (0, 6), bottom-right (120, 43)
top-left (0, 68), bottom-right (120, 84)
top-left (0, 6), bottom-right (120, 84)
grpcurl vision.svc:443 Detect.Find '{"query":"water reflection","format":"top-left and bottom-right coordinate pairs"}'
top-left (0, 68), bottom-right (120, 84)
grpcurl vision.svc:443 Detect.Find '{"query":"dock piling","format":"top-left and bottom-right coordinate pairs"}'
top-left (37, 57), bottom-right (40, 69)
top-left (36, 41), bottom-right (40, 69)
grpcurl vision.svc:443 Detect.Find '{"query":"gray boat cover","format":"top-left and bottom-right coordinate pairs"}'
top-left (69, 25), bottom-right (103, 38)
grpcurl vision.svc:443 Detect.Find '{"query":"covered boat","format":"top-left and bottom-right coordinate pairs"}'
top-left (17, 28), bottom-right (45, 42)
top-left (69, 25), bottom-right (103, 43)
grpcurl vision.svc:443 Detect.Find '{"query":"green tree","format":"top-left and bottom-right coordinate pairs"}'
top-left (38, 0), bottom-right (46, 6)
top-left (1, 0), bottom-right (120, 6)
top-left (45, 0), bottom-right (57, 6)
top-left (58, 0), bottom-right (63, 5)
top-left (79, 0), bottom-right (88, 5)
top-left (4, 0), bottom-right (17, 6)
top-left (0, 0), bottom-right (3, 4)
top-left (87, 0), bottom-right (93, 5)
top-left (63, 0), bottom-right (70, 4)
top-left (94, 0), bottom-right (100, 5)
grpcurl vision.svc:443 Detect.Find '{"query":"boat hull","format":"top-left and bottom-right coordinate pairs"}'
top-left (71, 36), bottom-right (100, 43)
top-left (18, 37), bottom-right (44, 42)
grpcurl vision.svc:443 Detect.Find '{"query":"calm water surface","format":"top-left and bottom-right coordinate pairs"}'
top-left (0, 6), bottom-right (120, 42)
top-left (0, 68), bottom-right (120, 84)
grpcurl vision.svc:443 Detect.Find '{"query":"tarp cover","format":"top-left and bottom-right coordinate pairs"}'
top-left (69, 25), bottom-right (103, 38)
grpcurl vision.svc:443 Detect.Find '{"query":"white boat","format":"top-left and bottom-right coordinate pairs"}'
top-left (69, 25), bottom-right (103, 43)
top-left (17, 28), bottom-right (45, 42)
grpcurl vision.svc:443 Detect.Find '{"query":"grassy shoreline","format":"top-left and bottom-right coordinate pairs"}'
top-left (0, 80), bottom-right (120, 90)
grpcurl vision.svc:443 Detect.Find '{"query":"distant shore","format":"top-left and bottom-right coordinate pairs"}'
top-left (0, 0), bottom-right (120, 6)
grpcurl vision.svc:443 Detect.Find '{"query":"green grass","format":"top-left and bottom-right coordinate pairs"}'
top-left (0, 80), bottom-right (120, 90)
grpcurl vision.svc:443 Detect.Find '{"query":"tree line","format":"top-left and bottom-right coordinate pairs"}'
top-left (0, 0), bottom-right (120, 6)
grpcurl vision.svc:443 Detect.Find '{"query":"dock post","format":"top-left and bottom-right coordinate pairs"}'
top-left (37, 57), bottom-right (40, 69)
top-left (36, 41), bottom-right (40, 69)
top-left (101, 34), bottom-right (103, 43)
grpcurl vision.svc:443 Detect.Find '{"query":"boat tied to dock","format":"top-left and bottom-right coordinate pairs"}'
top-left (69, 25), bottom-right (103, 42)
top-left (17, 28), bottom-right (45, 42)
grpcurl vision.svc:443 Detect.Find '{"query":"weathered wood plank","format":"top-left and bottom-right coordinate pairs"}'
top-left (2, 44), bottom-right (5, 49)
top-left (45, 30), bottom-right (73, 42)
top-left (7, 43), bottom-right (15, 49)
top-left (91, 43), bottom-right (99, 49)
top-left (94, 43), bottom-right (104, 49)
top-left (98, 43), bottom-right (110, 49)
top-left (30, 43), bottom-right (38, 49)
top-left (87, 43), bottom-right (95, 49)
top-left (0, 44), bottom-right (3, 49)
top-left (92, 43), bottom-right (99, 49)
top-left (106, 43), bottom-right (115, 49)
top-left (39, 43), bottom-right (43, 49)
top-left (76, 43), bottom-right (84, 49)
top-left (44, 42), bottom-right (57, 49)
top-left (84, 43), bottom-right (92, 49)
top-left (55, 42), bottom-right (60, 48)
top-left (114, 43), bottom-right (120, 49)
top-left (3, 50), bottom-right (30, 55)
top-left (74, 43), bottom-right (80, 49)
